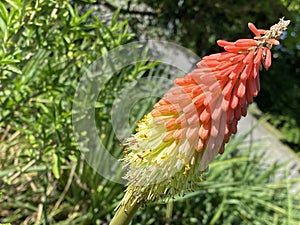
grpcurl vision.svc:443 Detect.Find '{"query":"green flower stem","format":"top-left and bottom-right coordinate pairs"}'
top-left (165, 201), bottom-right (174, 225)
top-left (110, 188), bottom-right (141, 225)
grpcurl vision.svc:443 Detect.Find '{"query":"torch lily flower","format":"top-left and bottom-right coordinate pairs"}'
top-left (114, 18), bottom-right (290, 220)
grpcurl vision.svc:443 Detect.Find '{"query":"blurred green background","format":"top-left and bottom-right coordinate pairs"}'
top-left (0, 0), bottom-right (299, 224)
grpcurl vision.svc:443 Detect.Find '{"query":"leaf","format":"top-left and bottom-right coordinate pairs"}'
top-left (4, 64), bottom-right (22, 74)
top-left (77, 8), bottom-right (94, 24)
top-left (0, 16), bottom-right (7, 35)
top-left (3, 0), bottom-right (22, 10)
top-left (0, 2), bottom-right (8, 22)
top-left (111, 8), bottom-right (120, 27)
top-left (52, 153), bottom-right (61, 179)
top-left (68, 155), bottom-right (77, 162)
top-left (209, 195), bottom-right (226, 225)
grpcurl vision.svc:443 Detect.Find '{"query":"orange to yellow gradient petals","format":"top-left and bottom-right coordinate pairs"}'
top-left (121, 18), bottom-right (290, 203)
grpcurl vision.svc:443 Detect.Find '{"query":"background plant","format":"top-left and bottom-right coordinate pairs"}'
top-left (0, 0), bottom-right (138, 223)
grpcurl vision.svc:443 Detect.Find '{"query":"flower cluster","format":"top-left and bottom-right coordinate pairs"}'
top-left (121, 18), bottom-right (290, 203)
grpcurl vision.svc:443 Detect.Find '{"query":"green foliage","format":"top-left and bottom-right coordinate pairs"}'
top-left (0, 0), bottom-right (132, 176)
top-left (0, 0), bottom-right (138, 223)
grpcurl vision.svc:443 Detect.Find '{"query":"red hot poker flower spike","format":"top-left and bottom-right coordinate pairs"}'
top-left (122, 18), bottom-right (290, 203)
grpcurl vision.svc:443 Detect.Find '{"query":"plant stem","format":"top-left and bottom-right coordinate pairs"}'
top-left (165, 201), bottom-right (174, 225)
top-left (110, 188), bottom-right (141, 225)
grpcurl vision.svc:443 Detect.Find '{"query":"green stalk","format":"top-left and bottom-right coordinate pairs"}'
top-left (110, 188), bottom-right (141, 225)
top-left (165, 201), bottom-right (174, 225)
